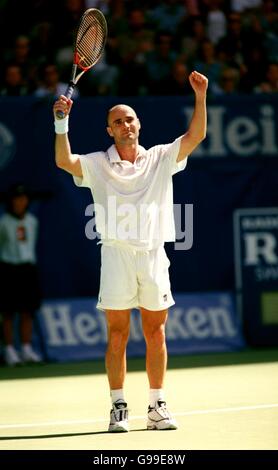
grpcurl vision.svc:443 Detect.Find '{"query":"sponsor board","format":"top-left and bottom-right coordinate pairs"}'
top-left (37, 293), bottom-right (245, 362)
top-left (184, 103), bottom-right (278, 158)
top-left (234, 207), bottom-right (278, 345)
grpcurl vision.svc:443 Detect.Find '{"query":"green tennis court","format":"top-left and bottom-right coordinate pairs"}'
top-left (0, 349), bottom-right (278, 450)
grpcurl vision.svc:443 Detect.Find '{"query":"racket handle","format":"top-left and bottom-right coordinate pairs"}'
top-left (65, 82), bottom-right (75, 99)
top-left (55, 82), bottom-right (75, 120)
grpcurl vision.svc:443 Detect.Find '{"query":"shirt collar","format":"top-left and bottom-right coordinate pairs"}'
top-left (107, 144), bottom-right (147, 163)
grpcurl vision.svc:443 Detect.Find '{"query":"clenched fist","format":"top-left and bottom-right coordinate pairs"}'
top-left (189, 71), bottom-right (208, 98)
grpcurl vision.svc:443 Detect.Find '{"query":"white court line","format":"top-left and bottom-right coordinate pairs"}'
top-left (0, 403), bottom-right (278, 431)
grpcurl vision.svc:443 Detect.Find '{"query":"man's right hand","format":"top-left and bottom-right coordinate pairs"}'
top-left (53, 95), bottom-right (73, 119)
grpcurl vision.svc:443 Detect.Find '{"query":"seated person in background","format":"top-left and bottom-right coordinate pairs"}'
top-left (0, 184), bottom-right (42, 366)
top-left (254, 62), bottom-right (278, 93)
top-left (34, 63), bottom-right (79, 98)
top-left (0, 64), bottom-right (28, 96)
top-left (211, 66), bottom-right (240, 95)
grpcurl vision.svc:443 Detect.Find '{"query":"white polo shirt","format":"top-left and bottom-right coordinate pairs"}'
top-left (73, 136), bottom-right (187, 250)
top-left (0, 212), bottom-right (38, 264)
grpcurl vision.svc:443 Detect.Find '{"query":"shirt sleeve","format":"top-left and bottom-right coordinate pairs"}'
top-left (72, 154), bottom-right (95, 188)
top-left (162, 136), bottom-right (188, 175)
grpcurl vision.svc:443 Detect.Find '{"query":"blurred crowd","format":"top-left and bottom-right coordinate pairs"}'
top-left (0, 0), bottom-right (277, 98)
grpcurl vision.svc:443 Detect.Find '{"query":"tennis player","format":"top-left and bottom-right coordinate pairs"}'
top-left (53, 70), bottom-right (208, 432)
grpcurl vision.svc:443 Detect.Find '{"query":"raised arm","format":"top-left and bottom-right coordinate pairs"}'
top-left (177, 71), bottom-right (208, 162)
top-left (53, 96), bottom-right (82, 177)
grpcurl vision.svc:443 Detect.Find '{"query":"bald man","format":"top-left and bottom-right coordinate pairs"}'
top-left (53, 71), bottom-right (208, 432)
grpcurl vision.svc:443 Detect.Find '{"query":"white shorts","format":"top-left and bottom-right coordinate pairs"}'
top-left (97, 244), bottom-right (175, 311)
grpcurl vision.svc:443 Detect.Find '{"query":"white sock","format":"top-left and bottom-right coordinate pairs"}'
top-left (149, 389), bottom-right (165, 408)
top-left (110, 389), bottom-right (125, 405)
top-left (22, 343), bottom-right (32, 352)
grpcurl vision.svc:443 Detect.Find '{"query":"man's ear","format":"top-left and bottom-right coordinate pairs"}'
top-left (107, 126), bottom-right (113, 137)
top-left (138, 119), bottom-right (141, 130)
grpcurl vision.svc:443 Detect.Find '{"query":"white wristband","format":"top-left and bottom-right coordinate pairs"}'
top-left (54, 116), bottom-right (69, 134)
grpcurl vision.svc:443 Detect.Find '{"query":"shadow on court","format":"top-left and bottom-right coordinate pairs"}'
top-left (1, 348), bottom-right (278, 381)
top-left (0, 428), bottom-right (148, 441)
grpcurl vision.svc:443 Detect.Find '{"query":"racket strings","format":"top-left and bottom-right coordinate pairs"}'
top-left (76, 10), bottom-right (107, 69)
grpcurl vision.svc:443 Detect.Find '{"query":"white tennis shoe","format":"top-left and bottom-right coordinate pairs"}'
top-left (21, 344), bottom-right (42, 363)
top-left (4, 345), bottom-right (22, 366)
top-left (147, 400), bottom-right (178, 430)
top-left (108, 400), bottom-right (129, 432)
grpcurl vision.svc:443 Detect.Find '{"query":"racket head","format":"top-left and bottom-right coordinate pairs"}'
top-left (73, 8), bottom-right (107, 71)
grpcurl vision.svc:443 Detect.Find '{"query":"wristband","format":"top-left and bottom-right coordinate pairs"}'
top-left (54, 116), bottom-right (69, 134)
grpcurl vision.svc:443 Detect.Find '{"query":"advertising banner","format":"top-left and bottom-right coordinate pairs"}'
top-left (37, 293), bottom-right (245, 362)
top-left (234, 207), bottom-right (278, 345)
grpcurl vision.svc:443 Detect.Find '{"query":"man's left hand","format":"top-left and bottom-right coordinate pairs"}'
top-left (189, 71), bottom-right (208, 97)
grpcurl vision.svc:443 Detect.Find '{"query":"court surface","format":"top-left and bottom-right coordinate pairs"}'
top-left (0, 349), bottom-right (277, 450)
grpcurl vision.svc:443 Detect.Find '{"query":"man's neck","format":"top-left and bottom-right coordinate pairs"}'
top-left (115, 142), bottom-right (139, 163)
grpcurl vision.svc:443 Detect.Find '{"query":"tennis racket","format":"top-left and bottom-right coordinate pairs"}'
top-left (56, 8), bottom-right (107, 119)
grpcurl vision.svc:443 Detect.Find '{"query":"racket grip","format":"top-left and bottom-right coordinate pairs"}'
top-left (65, 82), bottom-right (75, 99)
top-left (55, 82), bottom-right (75, 119)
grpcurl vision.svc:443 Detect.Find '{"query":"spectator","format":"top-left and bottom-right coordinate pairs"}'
top-left (194, 39), bottom-right (223, 90)
top-left (212, 67), bottom-right (240, 94)
top-left (145, 31), bottom-right (178, 95)
top-left (178, 16), bottom-right (207, 65)
top-left (54, 0), bottom-right (86, 76)
top-left (206, 0), bottom-right (227, 45)
top-left (160, 61), bottom-right (192, 95)
top-left (11, 35), bottom-right (32, 72)
top-left (30, 21), bottom-right (56, 66)
top-left (217, 12), bottom-right (246, 69)
top-left (0, 64), bottom-right (27, 96)
top-left (259, 0), bottom-right (278, 62)
top-left (231, 0), bottom-right (262, 12)
top-left (0, 184), bottom-right (42, 366)
top-left (254, 62), bottom-right (278, 92)
top-left (117, 8), bottom-right (154, 95)
top-left (34, 63), bottom-right (79, 98)
top-left (5, 35), bottom-right (38, 93)
top-left (240, 45), bottom-right (268, 91)
top-left (78, 52), bottom-right (119, 96)
top-left (148, 0), bottom-right (186, 34)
